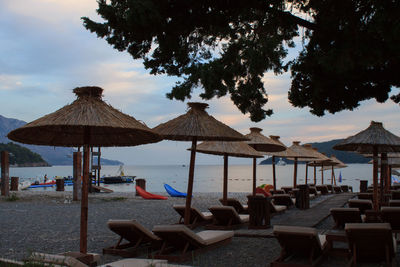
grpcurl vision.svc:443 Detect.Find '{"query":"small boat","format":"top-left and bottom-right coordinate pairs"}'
top-left (19, 181), bottom-right (31, 190)
top-left (276, 158), bottom-right (287, 166)
top-left (102, 165), bottom-right (135, 184)
top-left (31, 180), bottom-right (56, 186)
top-left (164, 184), bottom-right (187, 198)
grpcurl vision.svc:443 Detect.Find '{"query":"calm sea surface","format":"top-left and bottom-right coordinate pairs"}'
top-left (9, 163), bottom-right (378, 193)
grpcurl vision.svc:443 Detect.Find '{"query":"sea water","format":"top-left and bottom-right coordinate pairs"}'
top-left (8, 163), bottom-right (377, 193)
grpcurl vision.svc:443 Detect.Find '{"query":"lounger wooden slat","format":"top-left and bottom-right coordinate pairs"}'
top-left (272, 225), bottom-right (327, 267)
top-left (330, 208), bottom-right (362, 229)
top-left (206, 205), bottom-right (249, 230)
top-left (152, 224), bottom-right (233, 262)
top-left (345, 223), bottom-right (396, 265)
top-left (219, 198), bottom-right (249, 214)
top-left (173, 205), bottom-right (213, 229)
top-left (103, 219), bottom-right (162, 258)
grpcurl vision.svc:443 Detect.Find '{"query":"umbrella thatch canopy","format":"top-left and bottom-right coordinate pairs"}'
top-left (303, 146), bottom-right (335, 185)
top-left (266, 135), bottom-right (301, 190)
top-left (245, 128), bottom-right (286, 152)
top-left (244, 129), bottom-right (286, 192)
top-left (8, 87), bottom-right (160, 146)
top-left (334, 121), bottom-right (400, 210)
top-left (286, 141), bottom-right (316, 187)
top-left (193, 141), bottom-right (263, 203)
top-left (7, 86), bottom-right (162, 256)
top-left (153, 102), bottom-right (247, 225)
top-left (392, 170), bottom-right (400, 176)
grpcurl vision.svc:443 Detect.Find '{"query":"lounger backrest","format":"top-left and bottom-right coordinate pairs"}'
top-left (330, 208), bottom-right (362, 229)
top-left (381, 207), bottom-right (400, 230)
top-left (152, 224), bottom-right (206, 249)
top-left (209, 206), bottom-right (243, 225)
top-left (273, 225), bottom-right (324, 257)
top-left (219, 198), bottom-right (246, 213)
top-left (173, 205), bottom-right (208, 223)
top-left (107, 219), bottom-right (161, 244)
top-left (358, 193), bottom-right (373, 200)
top-left (341, 185), bottom-right (349, 192)
top-left (272, 194), bottom-right (294, 207)
top-left (345, 223), bottom-right (395, 262)
top-left (28, 252), bottom-right (88, 267)
top-left (316, 185), bottom-right (329, 194)
top-left (348, 199), bottom-right (373, 214)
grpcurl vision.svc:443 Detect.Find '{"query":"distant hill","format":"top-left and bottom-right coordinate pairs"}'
top-left (260, 139), bottom-right (370, 165)
top-left (0, 142), bottom-right (49, 166)
top-left (0, 115), bottom-right (123, 166)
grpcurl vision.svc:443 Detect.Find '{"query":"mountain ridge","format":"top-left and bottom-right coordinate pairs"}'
top-left (0, 115), bottom-right (123, 166)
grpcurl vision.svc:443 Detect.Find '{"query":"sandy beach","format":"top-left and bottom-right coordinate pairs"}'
top-left (0, 191), bottom-right (398, 266)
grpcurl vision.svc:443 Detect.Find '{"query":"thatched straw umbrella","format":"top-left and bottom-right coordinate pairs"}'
top-left (244, 128), bottom-right (286, 193)
top-left (153, 102), bottom-right (247, 225)
top-left (8, 86), bottom-right (162, 256)
top-left (193, 141), bottom-right (263, 204)
top-left (267, 136), bottom-right (301, 190)
top-left (286, 141), bottom-right (316, 187)
top-left (320, 155), bottom-right (347, 185)
top-left (334, 121), bottom-right (400, 210)
top-left (299, 145), bottom-right (332, 185)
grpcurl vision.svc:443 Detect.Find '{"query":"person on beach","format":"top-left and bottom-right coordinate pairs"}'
top-left (44, 174), bottom-right (47, 183)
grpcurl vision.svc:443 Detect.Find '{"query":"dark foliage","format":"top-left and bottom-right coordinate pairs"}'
top-left (83, 0), bottom-right (399, 121)
top-left (0, 142), bottom-right (48, 165)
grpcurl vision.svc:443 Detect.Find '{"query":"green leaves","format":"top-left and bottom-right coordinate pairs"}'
top-left (83, 0), bottom-right (399, 121)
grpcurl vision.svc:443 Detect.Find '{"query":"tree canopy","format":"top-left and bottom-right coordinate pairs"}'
top-left (82, 0), bottom-right (400, 122)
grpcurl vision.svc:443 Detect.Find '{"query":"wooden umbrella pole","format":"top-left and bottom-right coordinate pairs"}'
top-left (272, 156), bottom-right (277, 191)
top-left (252, 157), bottom-right (256, 196)
top-left (373, 146), bottom-right (379, 211)
top-left (380, 153), bottom-right (387, 206)
top-left (184, 138), bottom-right (197, 225)
top-left (321, 163), bottom-right (324, 184)
top-left (388, 165), bottom-right (392, 193)
top-left (313, 165), bottom-right (316, 185)
top-left (223, 154), bottom-right (228, 204)
top-left (294, 158), bottom-right (297, 188)
top-left (80, 144), bottom-right (90, 254)
top-left (333, 167), bottom-right (337, 185)
top-left (307, 163), bottom-right (310, 184)
top-left (331, 166), bottom-right (334, 184)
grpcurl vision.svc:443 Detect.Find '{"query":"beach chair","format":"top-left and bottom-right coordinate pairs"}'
top-left (326, 184), bottom-right (334, 193)
top-left (316, 185), bottom-right (329, 195)
top-left (358, 192), bottom-right (373, 200)
top-left (333, 186), bottom-right (342, 194)
top-left (271, 189), bottom-right (285, 195)
top-left (309, 187), bottom-right (320, 198)
top-left (392, 190), bottom-right (400, 200)
top-left (345, 223), bottom-right (396, 266)
top-left (389, 200), bottom-right (400, 207)
top-left (381, 207), bottom-right (400, 233)
top-left (340, 185), bottom-right (349, 192)
top-left (219, 198), bottom-right (249, 214)
top-left (172, 205), bottom-right (213, 229)
top-left (281, 186), bottom-right (293, 194)
top-left (272, 194), bottom-right (295, 208)
top-left (26, 252), bottom-right (100, 267)
top-left (330, 208), bottom-right (363, 229)
top-left (103, 219), bottom-right (162, 257)
top-left (206, 205), bottom-right (249, 229)
top-left (152, 224), bottom-right (233, 262)
top-left (348, 199), bottom-right (373, 214)
top-left (272, 225), bottom-right (327, 267)
top-left (270, 201), bottom-right (287, 216)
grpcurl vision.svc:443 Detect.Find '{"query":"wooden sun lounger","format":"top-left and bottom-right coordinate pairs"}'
top-left (103, 219), bottom-right (162, 257)
top-left (348, 199), bottom-right (373, 214)
top-left (26, 252), bottom-right (100, 267)
top-left (345, 223), bottom-right (396, 266)
top-left (219, 198), bottom-right (249, 214)
top-left (272, 225), bottom-right (327, 267)
top-left (152, 224), bottom-right (233, 262)
top-left (272, 194), bottom-right (295, 208)
top-left (330, 208), bottom-right (363, 229)
top-left (173, 205), bottom-right (213, 229)
top-left (381, 207), bottom-right (400, 233)
top-left (206, 205), bottom-right (249, 230)
top-left (316, 185), bottom-right (329, 195)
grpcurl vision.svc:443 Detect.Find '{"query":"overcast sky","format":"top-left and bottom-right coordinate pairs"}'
top-left (1, 0), bottom-right (399, 165)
